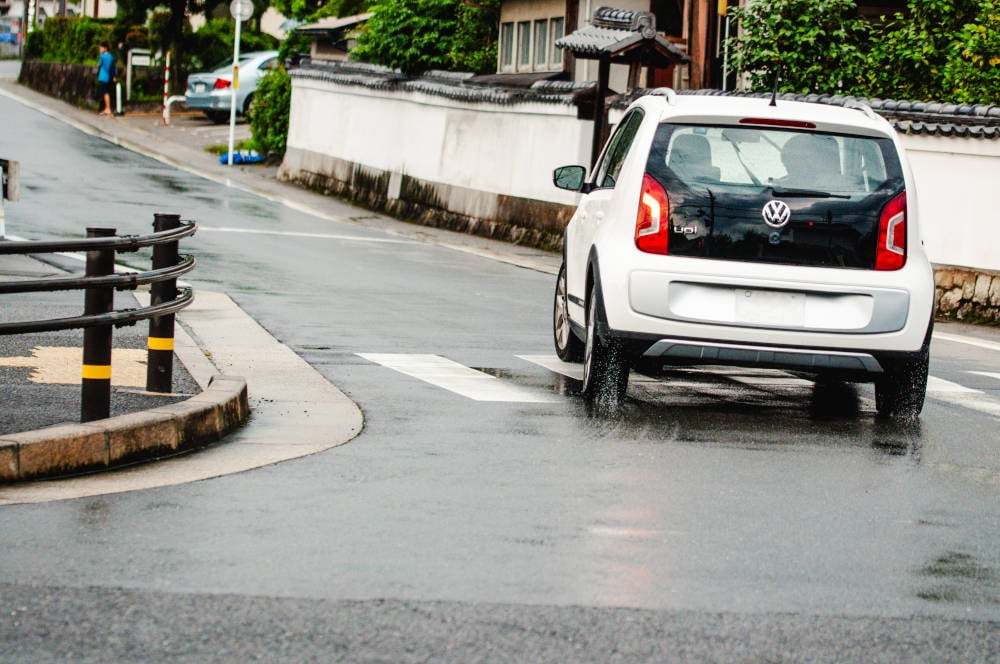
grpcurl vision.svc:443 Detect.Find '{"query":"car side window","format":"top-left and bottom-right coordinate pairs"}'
top-left (594, 110), bottom-right (645, 189)
top-left (261, 58), bottom-right (278, 71)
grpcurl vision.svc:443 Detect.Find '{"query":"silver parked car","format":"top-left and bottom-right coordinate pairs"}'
top-left (185, 50), bottom-right (280, 123)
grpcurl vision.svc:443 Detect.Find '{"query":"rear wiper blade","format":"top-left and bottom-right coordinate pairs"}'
top-left (769, 186), bottom-right (850, 199)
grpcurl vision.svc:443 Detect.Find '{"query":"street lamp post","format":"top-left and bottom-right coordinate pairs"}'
top-left (227, 0), bottom-right (255, 167)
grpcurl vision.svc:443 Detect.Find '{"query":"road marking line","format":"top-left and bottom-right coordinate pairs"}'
top-left (359, 354), bottom-right (560, 403)
top-left (0, 83), bottom-right (562, 276)
top-left (516, 354), bottom-right (583, 381)
top-left (923, 376), bottom-right (1000, 418)
top-left (515, 354), bottom-right (809, 388)
top-left (927, 376), bottom-right (979, 393)
top-left (197, 226), bottom-right (420, 244)
top-left (516, 354), bottom-right (663, 384)
top-left (0, 346), bottom-right (146, 386)
top-left (969, 371), bottom-right (1000, 384)
top-left (934, 332), bottom-right (1000, 353)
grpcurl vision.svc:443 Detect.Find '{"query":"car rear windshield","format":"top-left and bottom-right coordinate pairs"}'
top-left (644, 124), bottom-right (905, 269)
top-left (647, 124), bottom-right (903, 196)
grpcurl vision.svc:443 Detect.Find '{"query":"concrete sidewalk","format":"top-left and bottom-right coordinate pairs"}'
top-left (0, 254), bottom-right (199, 436)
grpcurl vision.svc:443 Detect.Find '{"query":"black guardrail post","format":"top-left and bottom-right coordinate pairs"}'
top-left (81, 228), bottom-right (116, 422)
top-left (146, 213), bottom-right (181, 393)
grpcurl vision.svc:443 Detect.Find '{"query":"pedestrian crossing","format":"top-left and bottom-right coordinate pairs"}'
top-left (356, 352), bottom-right (1000, 419)
top-left (357, 353), bottom-right (559, 403)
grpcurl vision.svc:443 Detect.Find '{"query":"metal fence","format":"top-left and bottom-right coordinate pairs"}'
top-left (0, 214), bottom-right (197, 422)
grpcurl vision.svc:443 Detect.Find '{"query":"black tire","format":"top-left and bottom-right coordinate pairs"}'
top-left (553, 263), bottom-right (584, 362)
top-left (204, 110), bottom-right (228, 124)
top-left (875, 326), bottom-right (931, 421)
top-left (581, 284), bottom-right (630, 406)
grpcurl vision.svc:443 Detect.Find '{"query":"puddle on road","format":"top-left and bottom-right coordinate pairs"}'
top-left (916, 551), bottom-right (1000, 605)
top-left (475, 364), bottom-right (922, 455)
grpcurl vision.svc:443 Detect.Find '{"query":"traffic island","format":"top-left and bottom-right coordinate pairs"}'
top-left (0, 375), bottom-right (248, 482)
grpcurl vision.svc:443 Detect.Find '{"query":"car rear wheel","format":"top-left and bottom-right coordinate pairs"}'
top-left (582, 285), bottom-right (629, 406)
top-left (204, 111), bottom-right (228, 124)
top-left (875, 333), bottom-right (931, 421)
top-left (553, 263), bottom-right (584, 362)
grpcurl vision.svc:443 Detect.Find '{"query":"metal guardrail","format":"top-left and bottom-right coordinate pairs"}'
top-left (0, 214), bottom-right (197, 422)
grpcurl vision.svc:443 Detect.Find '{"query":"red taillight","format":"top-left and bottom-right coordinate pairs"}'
top-left (739, 117), bottom-right (816, 129)
top-left (635, 173), bottom-right (670, 255)
top-left (213, 78), bottom-right (231, 89)
top-left (876, 191), bottom-right (907, 271)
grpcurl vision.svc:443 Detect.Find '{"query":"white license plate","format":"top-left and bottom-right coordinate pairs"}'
top-left (734, 289), bottom-right (806, 326)
top-left (194, 83), bottom-right (206, 93)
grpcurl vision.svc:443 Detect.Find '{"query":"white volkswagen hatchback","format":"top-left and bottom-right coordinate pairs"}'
top-left (552, 92), bottom-right (934, 419)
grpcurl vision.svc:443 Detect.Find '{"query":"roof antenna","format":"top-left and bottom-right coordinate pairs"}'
top-left (769, 65), bottom-right (782, 107)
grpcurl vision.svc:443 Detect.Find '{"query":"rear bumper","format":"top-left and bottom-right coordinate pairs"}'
top-left (184, 92), bottom-right (231, 111)
top-left (591, 251), bottom-right (935, 355)
top-left (639, 337), bottom-right (884, 374)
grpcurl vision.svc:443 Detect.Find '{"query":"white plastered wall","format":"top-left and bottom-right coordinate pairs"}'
top-left (901, 134), bottom-right (1000, 271)
top-left (287, 78), bottom-right (592, 206)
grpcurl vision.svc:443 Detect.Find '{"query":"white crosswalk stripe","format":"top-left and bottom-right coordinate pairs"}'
top-left (363, 352), bottom-right (1000, 418)
top-left (516, 354), bottom-right (661, 384)
top-left (969, 371), bottom-right (1000, 384)
top-left (926, 375), bottom-right (1000, 418)
top-left (927, 376), bottom-right (979, 393)
top-left (358, 353), bottom-right (560, 403)
top-left (934, 332), bottom-right (1000, 354)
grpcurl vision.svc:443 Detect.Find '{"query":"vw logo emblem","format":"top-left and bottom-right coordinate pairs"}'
top-left (762, 200), bottom-right (791, 228)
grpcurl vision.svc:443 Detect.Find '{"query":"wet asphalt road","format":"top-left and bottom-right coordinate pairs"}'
top-left (2, 93), bottom-right (1000, 661)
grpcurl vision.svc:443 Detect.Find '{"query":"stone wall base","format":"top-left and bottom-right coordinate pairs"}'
top-left (279, 147), bottom-right (572, 253)
top-left (934, 266), bottom-right (1000, 324)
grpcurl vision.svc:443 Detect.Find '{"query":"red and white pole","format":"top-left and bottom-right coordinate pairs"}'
top-left (162, 50), bottom-right (171, 124)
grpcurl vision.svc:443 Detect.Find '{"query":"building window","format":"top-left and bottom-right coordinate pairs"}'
top-left (550, 17), bottom-right (565, 68)
top-left (534, 19), bottom-right (548, 67)
top-left (500, 22), bottom-right (514, 68)
top-left (517, 21), bottom-right (531, 67)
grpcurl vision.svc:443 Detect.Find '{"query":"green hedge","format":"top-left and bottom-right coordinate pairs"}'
top-left (727, 0), bottom-right (999, 105)
top-left (25, 17), bottom-right (113, 65)
top-left (249, 66), bottom-right (291, 156)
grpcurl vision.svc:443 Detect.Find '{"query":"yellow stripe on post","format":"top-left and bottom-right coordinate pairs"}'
top-left (718, 0), bottom-right (728, 15)
top-left (147, 337), bottom-right (175, 351)
top-left (81, 364), bottom-right (112, 380)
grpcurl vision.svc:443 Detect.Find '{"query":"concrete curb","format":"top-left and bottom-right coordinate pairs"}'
top-left (0, 375), bottom-right (248, 483)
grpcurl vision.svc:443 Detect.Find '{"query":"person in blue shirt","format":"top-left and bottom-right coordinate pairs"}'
top-left (96, 42), bottom-right (115, 116)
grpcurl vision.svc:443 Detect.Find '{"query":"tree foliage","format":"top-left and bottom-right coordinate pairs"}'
top-left (726, 0), bottom-right (870, 95)
top-left (727, 0), bottom-right (1000, 104)
top-left (272, 0), bottom-right (368, 21)
top-left (351, 0), bottom-right (498, 74)
top-left (864, 0), bottom-right (984, 101)
top-left (942, 0), bottom-right (1000, 103)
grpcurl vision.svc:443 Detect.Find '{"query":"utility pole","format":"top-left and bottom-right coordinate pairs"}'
top-left (227, 0), bottom-right (254, 166)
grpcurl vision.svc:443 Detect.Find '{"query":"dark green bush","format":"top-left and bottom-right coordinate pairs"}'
top-left (249, 66), bottom-right (292, 156)
top-left (26, 17), bottom-right (113, 64)
top-left (352, 0), bottom-right (498, 74)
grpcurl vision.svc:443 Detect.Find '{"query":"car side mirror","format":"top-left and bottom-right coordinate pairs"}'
top-left (553, 165), bottom-right (588, 192)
